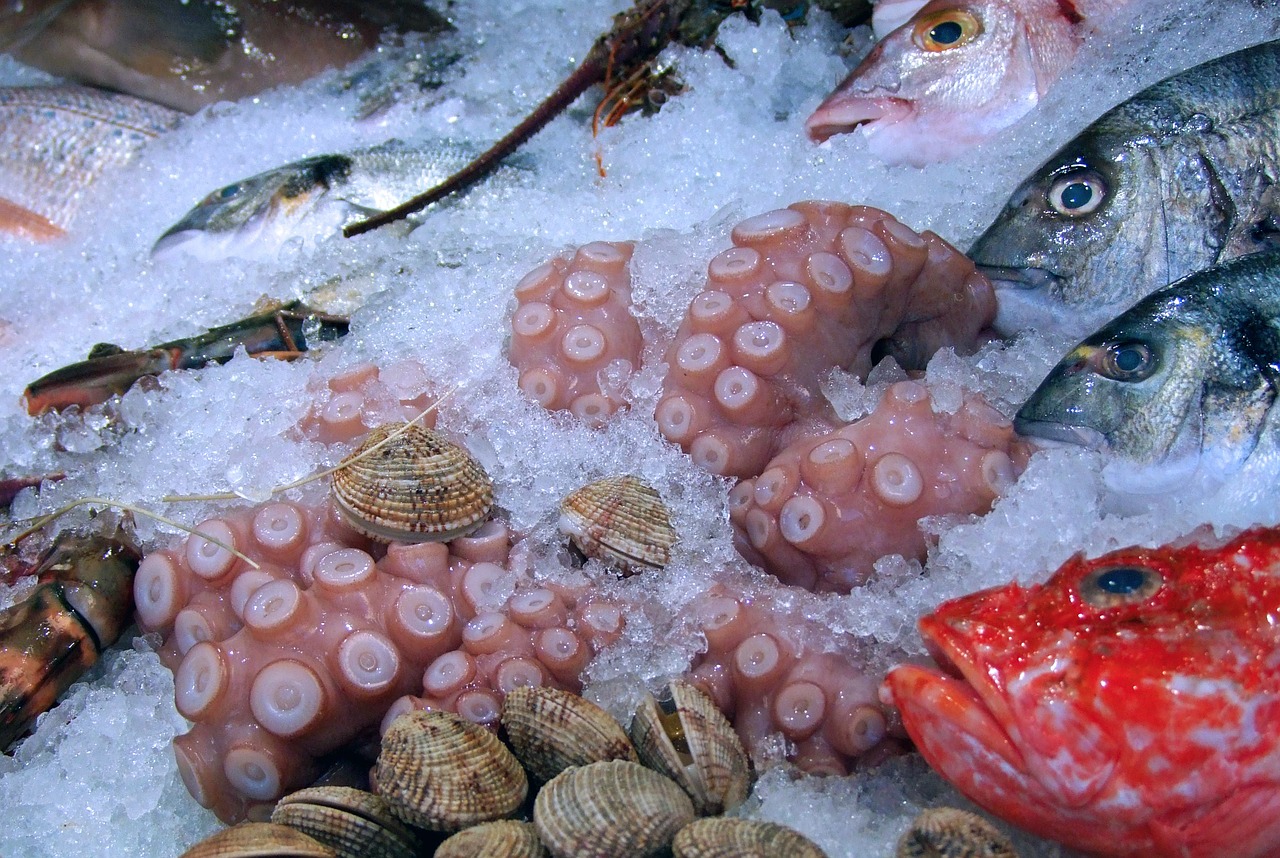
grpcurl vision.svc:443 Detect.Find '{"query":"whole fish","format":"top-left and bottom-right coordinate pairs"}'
top-left (805, 0), bottom-right (1123, 164)
top-left (0, 85), bottom-right (180, 241)
top-left (884, 525), bottom-right (1280, 858)
top-left (1014, 251), bottom-right (1280, 501)
top-left (152, 139), bottom-right (491, 261)
top-left (970, 40), bottom-right (1280, 339)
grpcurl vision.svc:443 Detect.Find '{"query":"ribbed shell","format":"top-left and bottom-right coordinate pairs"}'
top-left (672, 818), bottom-right (828, 858)
top-left (332, 423), bottom-right (493, 543)
top-left (533, 760), bottom-right (696, 858)
top-left (501, 685), bottom-right (639, 783)
top-left (558, 475), bottom-right (675, 573)
top-left (435, 820), bottom-right (549, 858)
top-left (270, 786), bottom-right (420, 858)
top-left (374, 710), bottom-right (528, 832)
top-left (178, 822), bottom-right (335, 857)
top-left (896, 808), bottom-right (1018, 858)
top-left (630, 680), bottom-right (752, 816)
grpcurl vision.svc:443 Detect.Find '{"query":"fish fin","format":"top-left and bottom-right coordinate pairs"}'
top-left (0, 197), bottom-right (64, 242)
top-left (1152, 782), bottom-right (1280, 857)
top-left (87, 343), bottom-right (126, 360)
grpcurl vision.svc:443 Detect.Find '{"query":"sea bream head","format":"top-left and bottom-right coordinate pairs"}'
top-left (805, 0), bottom-right (1083, 165)
top-left (885, 526), bottom-right (1280, 857)
top-left (1014, 251), bottom-right (1280, 500)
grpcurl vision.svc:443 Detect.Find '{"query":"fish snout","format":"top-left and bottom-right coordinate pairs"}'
top-left (1013, 414), bottom-right (1107, 451)
top-left (977, 264), bottom-right (1060, 292)
top-left (805, 95), bottom-right (911, 142)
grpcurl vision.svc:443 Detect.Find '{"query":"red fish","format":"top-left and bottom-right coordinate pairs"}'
top-left (884, 527), bottom-right (1280, 857)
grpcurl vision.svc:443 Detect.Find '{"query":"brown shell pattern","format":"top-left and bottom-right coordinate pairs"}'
top-left (630, 679), bottom-right (752, 816)
top-left (896, 807), bottom-right (1019, 858)
top-left (178, 821), bottom-right (336, 857)
top-left (270, 786), bottom-right (420, 858)
top-left (435, 820), bottom-right (549, 858)
top-left (558, 475), bottom-right (675, 573)
top-left (374, 710), bottom-right (528, 832)
top-left (672, 817), bottom-right (829, 858)
top-left (500, 685), bottom-right (638, 783)
top-left (332, 422), bottom-right (494, 543)
top-left (533, 759), bottom-right (696, 858)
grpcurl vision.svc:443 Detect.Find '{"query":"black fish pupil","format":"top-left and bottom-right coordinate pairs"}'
top-left (1096, 567), bottom-right (1146, 594)
top-left (930, 20), bottom-right (964, 44)
top-left (1114, 346), bottom-right (1144, 372)
top-left (1060, 182), bottom-right (1092, 210)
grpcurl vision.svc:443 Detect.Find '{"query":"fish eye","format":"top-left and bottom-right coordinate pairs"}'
top-left (912, 9), bottom-right (982, 52)
top-left (1047, 170), bottom-right (1106, 216)
top-left (1079, 564), bottom-right (1163, 608)
top-left (1094, 340), bottom-right (1156, 382)
top-left (201, 183), bottom-right (241, 206)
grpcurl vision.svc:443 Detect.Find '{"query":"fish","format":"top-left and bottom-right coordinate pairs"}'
top-left (884, 525), bottom-right (1280, 858)
top-left (0, 85), bottom-right (180, 241)
top-left (805, 0), bottom-right (1122, 165)
top-left (1013, 250), bottom-right (1280, 501)
top-left (970, 39), bottom-right (1280, 339)
top-left (151, 139), bottom-right (492, 261)
top-left (2, 0), bottom-right (451, 114)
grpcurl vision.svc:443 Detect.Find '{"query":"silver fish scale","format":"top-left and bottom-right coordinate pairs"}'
top-left (340, 139), bottom-right (490, 213)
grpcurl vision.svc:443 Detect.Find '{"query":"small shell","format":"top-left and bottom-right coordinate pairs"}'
top-left (436, 820), bottom-right (549, 858)
top-left (332, 422), bottom-right (493, 543)
top-left (672, 818), bottom-right (828, 857)
top-left (533, 759), bottom-right (696, 858)
top-left (270, 786), bottom-right (420, 858)
top-left (559, 475), bottom-right (675, 573)
top-left (896, 807), bottom-right (1018, 858)
top-left (630, 679), bottom-right (752, 816)
top-left (501, 685), bottom-right (638, 783)
top-left (179, 821), bottom-right (335, 857)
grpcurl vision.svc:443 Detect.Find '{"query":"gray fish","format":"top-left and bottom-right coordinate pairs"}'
top-left (969, 39), bottom-right (1280, 340)
top-left (152, 139), bottom-right (494, 261)
top-left (1015, 250), bottom-right (1280, 498)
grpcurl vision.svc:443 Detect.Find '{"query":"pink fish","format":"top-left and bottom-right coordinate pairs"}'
top-left (884, 527), bottom-right (1280, 857)
top-left (807, 0), bottom-right (1107, 165)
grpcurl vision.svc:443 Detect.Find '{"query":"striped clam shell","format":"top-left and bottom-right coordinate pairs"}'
top-left (178, 821), bottom-right (335, 857)
top-left (896, 807), bottom-right (1018, 858)
top-left (270, 786), bottom-right (420, 858)
top-left (332, 422), bottom-right (493, 543)
top-left (558, 475), bottom-right (675, 573)
top-left (436, 820), bottom-right (548, 857)
top-left (500, 685), bottom-right (638, 783)
top-left (673, 818), bottom-right (828, 857)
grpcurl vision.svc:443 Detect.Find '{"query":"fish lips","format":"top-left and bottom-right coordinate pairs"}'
top-left (1012, 415), bottom-right (1108, 451)
top-left (805, 95), bottom-right (912, 143)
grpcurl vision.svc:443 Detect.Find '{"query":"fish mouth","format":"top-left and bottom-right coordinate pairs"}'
top-left (976, 264), bottom-right (1061, 293)
top-left (805, 96), bottom-right (912, 143)
top-left (1012, 416), bottom-right (1108, 451)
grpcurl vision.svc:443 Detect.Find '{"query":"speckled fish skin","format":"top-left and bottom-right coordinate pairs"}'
top-left (1013, 250), bottom-right (1280, 499)
top-left (805, 0), bottom-right (1111, 164)
top-left (970, 39), bottom-right (1280, 339)
top-left (885, 525), bottom-right (1280, 858)
top-left (0, 85), bottom-right (180, 241)
top-left (152, 139), bottom-right (486, 261)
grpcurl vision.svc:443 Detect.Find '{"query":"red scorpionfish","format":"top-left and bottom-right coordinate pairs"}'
top-left (884, 526), bottom-right (1280, 857)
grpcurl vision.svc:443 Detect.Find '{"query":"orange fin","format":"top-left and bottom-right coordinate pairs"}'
top-left (0, 197), bottom-right (64, 242)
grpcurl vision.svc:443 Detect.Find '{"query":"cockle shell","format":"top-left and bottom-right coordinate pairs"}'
top-left (896, 807), bottom-right (1018, 858)
top-left (533, 759), bottom-right (696, 858)
top-left (630, 679), bottom-right (752, 816)
top-left (332, 422), bottom-right (494, 543)
top-left (436, 820), bottom-right (549, 858)
top-left (178, 821), bottom-right (335, 857)
top-left (500, 685), bottom-right (639, 783)
top-left (558, 475), bottom-right (675, 573)
top-left (672, 817), bottom-right (829, 857)
top-left (270, 786), bottom-right (420, 858)
top-left (373, 710), bottom-right (528, 832)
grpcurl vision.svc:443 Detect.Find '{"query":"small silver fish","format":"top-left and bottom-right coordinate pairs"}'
top-left (1015, 250), bottom-right (1280, 500)
top-left (152, 139), bottom-right (493, 261)
top-left (970, 39), bottom-right (1280, 339)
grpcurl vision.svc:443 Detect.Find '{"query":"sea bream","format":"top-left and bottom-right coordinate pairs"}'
top-left (884, 525), bottom-right (1280, 857)
top-left (805, 0), bottom-right (1125, 164)
top-left (1014, 250), bottom-right (1280, 506)
top-left (152, 139), bottom-right (492, 261)
top-left (970, 39), bottom-right (1280, 339)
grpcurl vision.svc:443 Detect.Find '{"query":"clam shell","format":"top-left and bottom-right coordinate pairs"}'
top-left (559, 475), bottom-right (675, 573)
top-left (673, 818), bottom-right (828, 857)
top-left (896, 807), bottom-right (1018, 858)
top-left (374, 710), bottom-right (528, 832)
top-left (436, 820), bottom-right (549, 858)
top-left (332, 422), bottom-right (494, 543)
top-left (501, 685), bottom-right (638, 783)
top-left (270, 786), bottom-right (420, 858)
top-left (179, 821), bottom-right (335, 857)
top-left (533, 759), bottom-right (696, 858)
top-left (630, 679), bottom-right (752, 816)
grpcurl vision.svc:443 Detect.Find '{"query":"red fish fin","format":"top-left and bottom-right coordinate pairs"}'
top-left (0, 197), bottom-right (64, 242)
top-left (1153, 782), bottom-right (1280, 858)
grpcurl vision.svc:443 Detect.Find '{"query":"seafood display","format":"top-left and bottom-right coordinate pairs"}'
top-left (970, 39), bottom-right (1280, 339)
top-left (884, 526), bottom-right (1280, 857)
